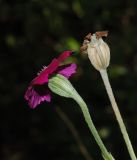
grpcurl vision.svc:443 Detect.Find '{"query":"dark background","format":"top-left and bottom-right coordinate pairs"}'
top-left (1, 0), bottom-right (137, 160)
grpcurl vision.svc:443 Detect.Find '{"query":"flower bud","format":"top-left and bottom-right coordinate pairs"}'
top-left (81, 31), bottom-right (110, 71)
top-left (48, 74), bottom-right (75, 98)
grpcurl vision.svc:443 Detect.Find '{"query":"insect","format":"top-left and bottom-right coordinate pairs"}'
top-left (80, 31), bottom-right (108, 53)
top-left (80, 33), bottom-right (91, 53)
top-left (95, 31), bottom-right (108, 39)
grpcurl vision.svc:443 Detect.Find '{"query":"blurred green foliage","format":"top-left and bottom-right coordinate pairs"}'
top-left (1, 0), bottom-right (137, 160)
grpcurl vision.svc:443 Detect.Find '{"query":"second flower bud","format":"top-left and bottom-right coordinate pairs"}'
top-left (81, 31), bottom-right (110, 71)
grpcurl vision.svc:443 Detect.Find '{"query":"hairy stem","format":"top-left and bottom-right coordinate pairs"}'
top-left (100, 69), bottom-right (137, 160)
top-left (72, 90), bottom-right (115, 160)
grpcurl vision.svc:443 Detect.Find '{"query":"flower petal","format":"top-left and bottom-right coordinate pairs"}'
top-left (57, 63), bottom-right (77, 78)
top-left (30, 51), bottom-right (73, 85)
top-left (24, 85), bottom-right (51, 109)
top-left (58, 51), bottom-right (73, 62)
top-left (24, 50), bottom-right (75, 108)
top-left (32, 59), bottom-right (59, 85)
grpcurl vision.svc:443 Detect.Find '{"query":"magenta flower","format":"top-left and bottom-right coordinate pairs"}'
top-left (24, 51), bottom-right (77, 109)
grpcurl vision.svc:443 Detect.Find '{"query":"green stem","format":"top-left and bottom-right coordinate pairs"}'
top-left (56, 107), bottom-right (94, 160)
top-left (48, 74), bottom-right (114, 160)
top-left (100, 69), bottom-right (137, 160)
top-left (72, 90), bottom-right (115, 160)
